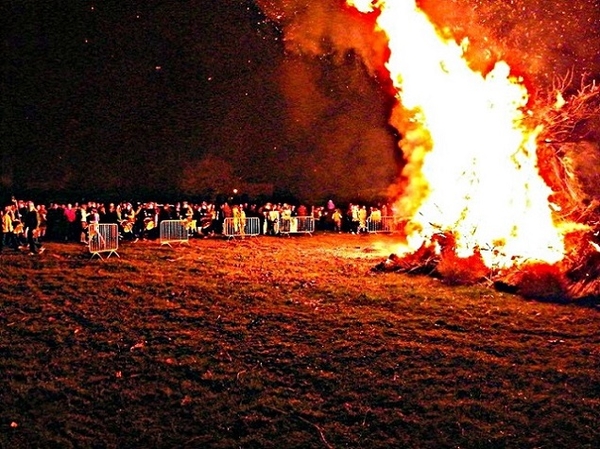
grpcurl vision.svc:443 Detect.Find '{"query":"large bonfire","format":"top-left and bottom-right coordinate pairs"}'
top-left (347, 0), bottom-right (600, 300)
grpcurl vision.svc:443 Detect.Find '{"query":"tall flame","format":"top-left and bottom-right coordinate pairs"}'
top-left (348, 0), bottom-right (565, 268)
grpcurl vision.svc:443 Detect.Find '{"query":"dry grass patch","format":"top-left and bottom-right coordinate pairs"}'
top-left (0, 233), bottom-right (599, 448)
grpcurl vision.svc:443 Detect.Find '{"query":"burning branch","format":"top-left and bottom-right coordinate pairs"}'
top-left (531, 72), bottom-right (600, 224)
top-left (536, 71), bottom-right (600, 145)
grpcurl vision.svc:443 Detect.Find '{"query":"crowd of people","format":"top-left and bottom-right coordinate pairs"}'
top-left (1, 196), bottom-right (393, 255)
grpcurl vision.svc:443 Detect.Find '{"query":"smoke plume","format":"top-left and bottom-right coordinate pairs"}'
top-left (254, 0), bottom-right (398, 202)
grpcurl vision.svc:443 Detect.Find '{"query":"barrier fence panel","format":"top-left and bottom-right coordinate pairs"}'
top-left (223, 217), bottom-right (260, 238)
top-left (367, 216), bottom-right (400, 233)
top-left (160, 220), bottom-right (190, 246)
top-left (88, 223), bottom-right (119, 259)
top-left (279, 216), bottom-right (314, 236)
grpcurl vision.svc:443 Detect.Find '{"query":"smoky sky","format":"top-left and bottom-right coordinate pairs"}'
top-left (258, 0), bottom-right (600, 92)
top-left (3, 0), bottom-right (599, 202)
top-left (419, 0), bottom-right (600, 89)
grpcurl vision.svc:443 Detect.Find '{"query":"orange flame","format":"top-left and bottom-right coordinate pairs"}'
top-left (346, 0), bottom-right (377, 14)
top-left (349, 0), bottom-right (566, 268)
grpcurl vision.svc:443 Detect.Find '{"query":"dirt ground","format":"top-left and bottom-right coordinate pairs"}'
top-left (1, 233), bottom-right (599, 448)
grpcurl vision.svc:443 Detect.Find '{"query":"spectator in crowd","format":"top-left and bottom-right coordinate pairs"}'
top-left (369, 206), bottom-right (382, 232)
top-left (347, 203), bottom-right (359, 234)
top-left (381, 203), bottom-right (388, 218)
top-left (24, 201), bottom-right (44, 255)
top-left (1, 204), bottom-right (19, 252)
top-left (17, 200), bottom-right (27, 221)
top-left (64, 203), bottom-right (77, 241)
top-left (358, 205), bottom-right (368, 234)
top-left (326, 199), bottom-right (335, 213)
top-left (232, 204), bottom-right (246, 237)
top-left (297, 204), bottom-right (308, 217)
top-left (78, 204), bottom-right (89, 244)
top-left (104, 203), bottom-right (119, 224)
top-left (158, 204), bottom-right (172, 224)
top-left (212, 203), bottom-right (224, 235)
top-left (280, 203), bottom-right (292, 233)
top-left (267, 204), bottom-right (279, 235)
top-left (331, 208), bottom-right (343, 233)
top-left (37, 204), bottom-right (47, 239)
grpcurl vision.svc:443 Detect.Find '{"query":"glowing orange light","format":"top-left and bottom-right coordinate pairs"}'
top-left (346, 0), bottom-right (377, 13)
top-left (348, 0), bottom-right (567, 268)
top-left (554, 91), bottom-right (566, 109)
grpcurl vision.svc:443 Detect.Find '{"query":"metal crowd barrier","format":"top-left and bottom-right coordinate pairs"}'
top-left (159, 220), bottom-right (190, 246)
top-left (223, 217), bottom-right (260, 238)
top-left (88, 223), bottom-right (120, 259)
top-left (367, 216), bottom-right (399, 233)
top-left (279, 216), bottom-right (314, 236)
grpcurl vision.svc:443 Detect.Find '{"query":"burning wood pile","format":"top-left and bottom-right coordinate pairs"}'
top-left (347, 0), bottom-right (600, 301)
top-left (373, 80), bottom-right (600, 301)
top-left (374, 227), bottom-right (600, 301)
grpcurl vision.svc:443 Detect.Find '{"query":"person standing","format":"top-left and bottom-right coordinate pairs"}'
top-left (358, 205), bottom-right (368, 234)
top-left (331, 208), bottom-right (343, 233)
top-left (78, 204), bottom-right (89, 244)
top-left (1, 205), bottom-right (19, 251)
top-left (297, 204), bottom-right (308, 217)
top-left (24, 201), bottom-right (44, 255)
top-left (63, 203), bottom-right (77, 241)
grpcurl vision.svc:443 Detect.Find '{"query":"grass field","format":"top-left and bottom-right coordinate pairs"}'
top-left (1, 233), bottom-right (599, 448)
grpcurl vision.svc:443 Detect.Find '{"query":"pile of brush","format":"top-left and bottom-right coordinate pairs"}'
top-left (375, 76), bottom-right (600, 302)
top-left (374, 227), bottom-right (600, 301)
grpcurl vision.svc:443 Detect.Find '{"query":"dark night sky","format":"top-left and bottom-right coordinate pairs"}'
top-left (3, 0), bottom-right (294, 199)
top-left (2, 0), bottom-right (599, 202)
